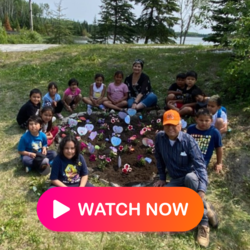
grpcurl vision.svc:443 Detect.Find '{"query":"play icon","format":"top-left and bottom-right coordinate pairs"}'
top-left (53, 200), bottom-right (70, 219)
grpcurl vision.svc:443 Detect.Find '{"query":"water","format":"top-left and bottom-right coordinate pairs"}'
top-left (75, 36), bottom-right (213, 45)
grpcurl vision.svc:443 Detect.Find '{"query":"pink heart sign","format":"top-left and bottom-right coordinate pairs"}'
top-left (142, 138), bottom-right (154, 147)
top-left (77, 127), bottom-right (88, 136)
top-left (85, 124), bottom-right (94, 132)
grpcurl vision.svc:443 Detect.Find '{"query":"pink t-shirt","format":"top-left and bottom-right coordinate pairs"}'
top-left (107, 83), bottom-right (128, 102)
top-left (64, 87), bottom-right (81, 97)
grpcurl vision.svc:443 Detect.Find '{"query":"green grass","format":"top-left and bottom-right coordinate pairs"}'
top-left (0, 44), bottom-right (250, 250)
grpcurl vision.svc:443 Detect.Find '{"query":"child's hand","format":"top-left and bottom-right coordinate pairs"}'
top-left (52, 101), bottom-right (57, 107)
top-left (29, 152), bottom-right (36, 159)
top-left (42, 147), bottom-right (47, 155)
top-left (214, 163), bottom-right (223, 173)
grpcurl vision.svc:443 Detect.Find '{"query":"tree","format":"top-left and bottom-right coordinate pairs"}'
top-left (178, 0), bottom-right (207, 44)
top-left (4, 14), bottom-right (12, 31)
top-left (98, 0), bottom-right (136, 44)
top-left (135, 0), bottom-right (179, 44)
top-left (46, 0), bottom-right (73, 44)
top-left (29, 0), bottom-right (33, 31)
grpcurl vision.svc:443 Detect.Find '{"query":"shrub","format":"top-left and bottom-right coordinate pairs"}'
top-left (7, 29), bottom-right (43, 44)
top-left (0, 25), bottom-right (8, 44)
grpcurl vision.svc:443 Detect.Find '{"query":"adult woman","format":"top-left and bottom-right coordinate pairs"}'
top-left (124, 59), bottom-right (158, 110)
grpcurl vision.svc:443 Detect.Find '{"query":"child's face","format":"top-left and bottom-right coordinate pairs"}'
top-left (114, 74), bottom-right (123, 85)
top-left (186, 76), bottom-right (196, 88)
top-left (49, 86), bottom-right (58, 96)
top-left (30, 93), bottom-right (41, 105)
top-left (207, 101), bottom-right (220, 115)
top-left (28, 121), bottom-right (41, 134)
top-left (70, 83), bottom-right (78, 91)
top-left (95, 77), bottom-right (103, 87)
top-left (63, 141), bottom-right (76, 159)
top-left (195, 94), bottom-right (204, 102)
top-left (195, 114), bottom-right (212, 131)
top-left (41, 110), bottom-right (53, 123)
top-left (176, 78), bottom-right (186, 88)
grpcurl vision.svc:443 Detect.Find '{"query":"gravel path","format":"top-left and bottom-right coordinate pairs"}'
top-left (0, 44), bottom-right (59, 52)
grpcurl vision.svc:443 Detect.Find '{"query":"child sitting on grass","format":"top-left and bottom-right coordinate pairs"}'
top-left (168, 71), bottom-right (202, 117)
top-left (40, 106), bottom-right (59, 147)
top-left (63, 78), bottom-right (82, 112)
top-left (17, 88), bottom-right (42, 129)
top-left (82, 73), bottom-right (106, 110)
top-left (42, 82), bottom-right (64, 120)
top-left (49, 135), bottom-right (93, 187)
top-left (192, 88), bottom-right (210, 113)
top-left (103, 71), bottom-right (129, 111)
top-left (207, 95), bottom-right (228, 135)
top-left (187, 108), bottom-right (223, 172)
top-left (165, 73), bottom-right (186, 110)
top-left (18, 115), bottom-right (57, 175)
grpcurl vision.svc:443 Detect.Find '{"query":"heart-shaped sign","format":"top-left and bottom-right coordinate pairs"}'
top-left (85, 124), bottom-right (94, 132)
top-left (113, 125), bottom-right (123, 134)
top-left (89, 131), bottom-right (97, 141)
top-left (87, 108), bottom-right (92, 116)
top-left (88, 143), bottom-right (95, 154)
top-left (68, 118), bottom-right (78, 127)
top-left (124, 115), bottom-right (130, 124)
top-left (181, 119), bottom-right (187, 129)
top-left (142, 138), bottom-right (154, 147)
top-left (144, 157), bottom-right (152, 164)
top-left (118, 111), bottom-right (127, 119)
top-left (127, 108), bottom-right (137, 116)
top-left (77, 127), bottom-right (88, 136)
top-left (111, 136), bottom-right (122, 147)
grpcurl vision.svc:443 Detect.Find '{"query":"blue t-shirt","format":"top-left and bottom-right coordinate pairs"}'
top-left (42, 93), bottom-right (61, 107)
top-left (50, 154), bottom-right (88, 186)
top-left (187, 125), bottom-right (222, 166)
top-left (18, 131), bottom-right (47, 156)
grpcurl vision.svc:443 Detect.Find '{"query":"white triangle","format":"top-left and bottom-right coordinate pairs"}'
top-left (53, 200), bottom-right (70, 219)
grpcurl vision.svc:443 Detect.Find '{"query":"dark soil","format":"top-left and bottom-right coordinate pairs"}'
top-left (58, 111), bottom-right (163, 186)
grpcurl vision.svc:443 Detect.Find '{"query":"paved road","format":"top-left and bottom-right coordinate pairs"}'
top-left (0, 44), bottom-right (59, 52)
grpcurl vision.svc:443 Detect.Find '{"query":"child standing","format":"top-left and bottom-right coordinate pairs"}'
top-left (42, 82), bottom-right (64, 119)
top-left (165, 73), bottom-right (186, 110)
top-left (17, 88), bottom-right (42, 129)
top-left (82, 73), bottom-right (106, 110)
top-left (50, 135), bottom-right (93, 187)
top-left (187, 108), bottom-right (223, 172)
top-left (103, 71), bottom-right (129, 111)
top-left (168, 71), bottom-right (202, 117)
top-left (207, 95), bottom-right (228, 135)
top-left (18, 115), bottom-right (57, 175)
top-left (63, 78), bottom-right (82, 112)
top-left (40, 106), bottom-right (59, 146)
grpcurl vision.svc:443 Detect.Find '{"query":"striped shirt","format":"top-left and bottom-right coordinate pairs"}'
top-left (155, 131), bottom-right (208, 192)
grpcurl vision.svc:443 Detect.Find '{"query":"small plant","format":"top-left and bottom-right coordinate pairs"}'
top-left (97, 155), bottom-right (111, 170)
top-left (122, 163), bottom-right (132, 174)
top-left (146, 145), bottom-right (155, 154)
top-left (98, 132), bottom-right (104, 141)
top-left (123, 144), bottom-right (128, 153)
top-left (137, 155), bottom-right (146, 166)
top-left (109, 150), bottom-right (117, 159)
top-left (132, 139), bottom-right (140, 145)
top-left (100, 143), bottom-right (106, 150)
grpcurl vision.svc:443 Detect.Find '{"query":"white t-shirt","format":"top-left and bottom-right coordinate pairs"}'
top-left (212, 110), bottom-right (227, 125)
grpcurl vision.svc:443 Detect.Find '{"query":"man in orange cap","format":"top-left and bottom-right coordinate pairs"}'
top-left (154, 110), bottom-right (211, 248)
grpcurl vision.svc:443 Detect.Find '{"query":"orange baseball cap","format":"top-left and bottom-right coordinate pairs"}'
top-left (163, 110), bottom-right (181, 125)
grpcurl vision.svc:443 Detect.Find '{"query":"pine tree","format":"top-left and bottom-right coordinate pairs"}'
top-left (203, 0), bottom-right (242, 45)
top-left (98, 0), bottom-right (136, 44)
top-left (91, 16), bottom-right (100, 43)
top-left (4, 14), bottom-right (12, 31)
top-left (135, 0), bottom-right (179, 44)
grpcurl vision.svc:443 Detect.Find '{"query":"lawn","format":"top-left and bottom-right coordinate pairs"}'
top-left (0, 44), bottom-right (250, 250)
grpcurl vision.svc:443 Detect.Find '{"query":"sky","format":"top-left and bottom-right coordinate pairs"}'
top-left (32, 0), bottom-right (210, 34)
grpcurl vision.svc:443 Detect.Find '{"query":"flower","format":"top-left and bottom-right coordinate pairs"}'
top-left (98, 118), bottom-right (105, 124)
top-left (80, 142), bottom-right (87, 151)
top-left (140, 127), bottom-right (148, 135)
top-left (99, 155), bottom-right (106, 160)
top-left (128, 145), bottom-right (134, 152)
top-left (111, 117), bottom-right (116, 124)
top-left (137, 155), bottom-right (143, 160)
top-left (118, 145), bottom-right (124, 152)
top-left (156, 118), bottom-right (161, 124)
top-left (106, 157), bottom-right (111, 163)
top-left (128, 125), bottom-right (133, 130)
top-left (122, 164), bottom-right (132, 174)
top-left (89, 154), bottom-right (96, 161)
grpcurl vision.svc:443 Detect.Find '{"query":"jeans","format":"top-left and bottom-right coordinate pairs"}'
top-left (48, 181), bottom-right (94, 189)
top-left (165, 172), bottom-right (208, 226)
top-left (128, 92), bottom-right (158, 108)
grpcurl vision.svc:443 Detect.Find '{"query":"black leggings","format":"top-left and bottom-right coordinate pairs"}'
top-left (54, 100), bottom-right (64, 114)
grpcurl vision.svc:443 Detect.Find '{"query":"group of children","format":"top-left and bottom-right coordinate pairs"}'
top-left (166, 71), bottom-right (228, 171)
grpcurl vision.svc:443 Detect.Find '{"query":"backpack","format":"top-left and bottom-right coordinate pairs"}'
top-left (217, 106), bottom-right (227, 118)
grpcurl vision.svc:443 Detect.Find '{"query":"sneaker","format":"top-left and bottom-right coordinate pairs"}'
top-left (52, 116), bottom-right (56, 123)
top-left (56, 113), bottom-right (64, 120)
top-left (39, 164), bottom-right (50, 176)
top-left (197, 225), bottom-right (210, 248)
top-left (207, 203), bottom-right (219, 228)
top-left (25, 166), bottom-right (31, 173)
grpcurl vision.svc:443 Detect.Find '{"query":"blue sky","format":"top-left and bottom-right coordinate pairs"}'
top-left (33, 0), bottom-right (210, 34)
